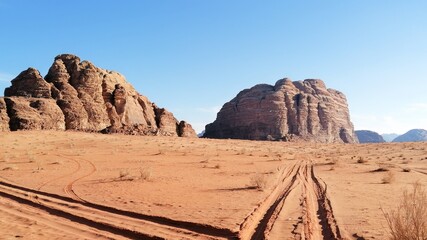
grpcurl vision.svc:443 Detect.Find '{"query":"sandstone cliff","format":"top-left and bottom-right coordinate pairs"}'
top-left (204, 78), bottom-right (358, 143)
top-left (1, 54), bottom-right (196, 137)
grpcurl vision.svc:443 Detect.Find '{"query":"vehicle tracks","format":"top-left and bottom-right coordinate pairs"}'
top-left (238, 160), bottom-right (344, 240)
top-left (1, 159), bottom-right (344, 239)
top-left (0, 180), bottom-right (236, 239)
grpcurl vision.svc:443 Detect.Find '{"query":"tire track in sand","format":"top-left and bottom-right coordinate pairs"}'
top-left (36, 154), bottom-right (96, 202)
top-left (0, 180), bottom-right (236, 239)
top-left (62, 156), bottom-right (97, 202)
top-left (238, 160), bottom-right (344, 240)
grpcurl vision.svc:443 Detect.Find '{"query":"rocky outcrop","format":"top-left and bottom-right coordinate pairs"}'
top-left (204, 78), bottom-right (358, 143)
top-left (178, 121), bottom-right (197, 138)
top-left (355, 130), bottom-right (385, 143)
top-left (4, 68), bottom-right (51, 98)
top-left (392, 129), bottom-right (427, 142)
top-left (0, 98), bottom-right (10, 131)
top-left (1, 54), bottom-right (196, 137)
top-left (4, 97), bottom-right (65, 131)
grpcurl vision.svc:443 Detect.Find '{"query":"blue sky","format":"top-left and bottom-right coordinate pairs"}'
top-left (1, 1), bottom-right (426, 134)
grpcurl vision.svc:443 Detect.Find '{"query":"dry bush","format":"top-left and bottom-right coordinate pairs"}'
top-left (357, 156), bottom-right (367, 163)
top-left (383, 182), bottom-right (427, 240)
top-left (250, 173), bottom-right (267, 190)
top-left (382, 171), bottom-right (395, 184)
top-left (200, 159), bottom-right (209, 164)
top-left (119, 169), bottom-right (130, 179)
top-left (139, 166), bottom-right (152, 181)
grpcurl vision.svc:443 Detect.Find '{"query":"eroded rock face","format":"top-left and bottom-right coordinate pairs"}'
top-left (1, 54), bottom-right (196, 137)
top-left (178, 121), bottom-right (197, 138)
top-left (4, 97), bottom-right (65, 131)
top-left (5, 68), bottom-right (51, 98)
top-left (204, 78), bottom-right (358, 143)
top-left (0, 98), bottom-right (10, 131)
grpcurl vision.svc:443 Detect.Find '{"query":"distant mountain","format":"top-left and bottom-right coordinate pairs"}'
top-left (197, 130), bottom-right (205, 138)
top-left (355, 130), bottom-right (385, 143)
top-left (393, 129), bottom-right (427, 142)
top-left (382, 133), bottom-right (399, 142)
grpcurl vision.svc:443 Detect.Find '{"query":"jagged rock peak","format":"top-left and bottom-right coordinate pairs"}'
top-left (4, 68), bottom-right (52, 98)
top-left (0, 54), bottom-right (196, 137)
top-left (204, 78), bottom-right (358, 143)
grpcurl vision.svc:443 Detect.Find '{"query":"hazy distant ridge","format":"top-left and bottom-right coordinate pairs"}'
top-left (392, 129), bottom-right (427, 142)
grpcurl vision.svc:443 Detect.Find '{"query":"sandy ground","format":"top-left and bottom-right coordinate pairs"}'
top-left (0, 131), bottom-right (426, 239)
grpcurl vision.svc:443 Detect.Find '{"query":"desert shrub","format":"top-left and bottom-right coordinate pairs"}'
top-left (383, 182), bottom-right (427, 240)
top-left (374, 163), bottom-right (391, 172)
top-left (357, 156), bottom-right (367, 163)
top-left (250, 173), bottom-right (267, 190)
top-left (119, 169), bottom-right (130, 179)
top-left (139, 166), bottom-right (152, 181)
top-left (382, 171), bottom-right (395, 184)
top-left (200, 159), bottom-right (209, 163)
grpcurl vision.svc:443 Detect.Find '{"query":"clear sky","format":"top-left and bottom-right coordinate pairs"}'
top-left (1, 1), bottom-right (426, 134)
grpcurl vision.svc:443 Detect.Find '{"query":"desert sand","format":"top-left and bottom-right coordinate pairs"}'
top-left (0, 131), bottom-right (426, 239)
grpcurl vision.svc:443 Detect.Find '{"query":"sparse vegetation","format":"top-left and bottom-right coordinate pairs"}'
top-left (357, 156), bottom-right (367, 163)
top-left (119, 169), bottom-right (130, 179)
top-left (383, 182), bottom-right (427, 240)
top-left (381, 171), bottom-right (395, 184)
top-left (250, 173), bottom-right (267, 190)
top-left (139, 166), bottom-right (152, 181)
top-left (200, 159), bottom-right (209, 164)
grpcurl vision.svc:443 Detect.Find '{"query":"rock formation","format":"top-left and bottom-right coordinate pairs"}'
top-left (1, 54), bottom-right (196, 137)
top-left (392, 129), bottom-right (427, 142)
top-left (204, 78), bottom-right (358, 143)
top-left (355, 130), bottom-right (385, 143)
top-left (0, 98), bottom-right (10, 131)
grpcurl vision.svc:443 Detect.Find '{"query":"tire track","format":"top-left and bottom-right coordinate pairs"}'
top-left (238, 162), bottom-right (300, 240)
top-left (35, 154), bottom-right (97, 202)
top-left (0, 187), bottom-right (161, 240)
top-left (36, 154), bottom-right (81, 191)
top-left (0, 197), bottom-right (116, 240)
top-left (238, 160), bottom-right (345, 240)
top-left (63, 157), bottom-right (97, 202)
top-left (0, 180), bottom-right (236, 239)
top-left (310, 165), bottom-right (343, 239)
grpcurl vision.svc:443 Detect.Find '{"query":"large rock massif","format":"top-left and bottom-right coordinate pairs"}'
top-left (0, 54), bottom-right (196, 137)
top-left (204, 79), bottom-right (358, 143)
top-left (355, 130), bottom-right (385, 143)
